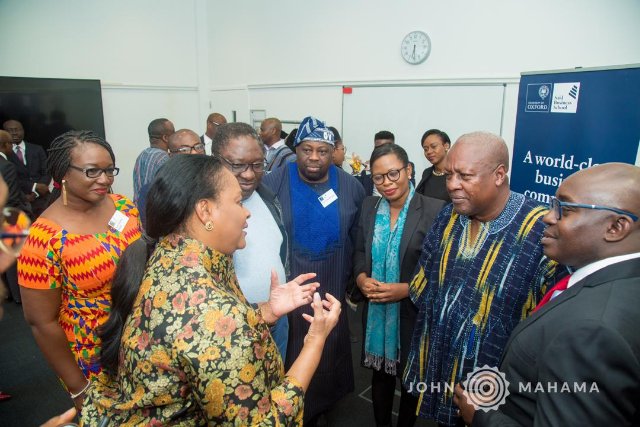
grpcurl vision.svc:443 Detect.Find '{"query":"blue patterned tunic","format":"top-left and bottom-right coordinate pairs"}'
top-left (402, 192), bottom-right (564, 426)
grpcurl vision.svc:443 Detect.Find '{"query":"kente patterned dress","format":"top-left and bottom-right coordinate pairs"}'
top-left (17, 194), bottom-right (141, 380)
top-left (80, 235), bottom-right (305, 426)
top-left (402, 192), bottom-right (565, 426)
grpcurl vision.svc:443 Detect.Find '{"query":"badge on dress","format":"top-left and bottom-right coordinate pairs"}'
top-left (108, 210), bottom-right (129, 232)
top-left (318, 189), bottom-right (338, 208)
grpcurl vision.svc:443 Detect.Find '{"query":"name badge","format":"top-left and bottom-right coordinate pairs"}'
top-left (108, 210), bottom-right (129, 232)
top-left (318, 189), bottom-right (338, 208)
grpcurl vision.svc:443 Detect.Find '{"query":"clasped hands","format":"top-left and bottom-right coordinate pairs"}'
top-left (357, 276), bottom-right (408, 303)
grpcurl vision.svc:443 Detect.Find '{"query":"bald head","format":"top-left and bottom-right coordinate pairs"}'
top-left (0, 130), bottom-right (12, 155)
top-left (542, 162), bottom-right (640, 267)
top-left (259, 118), bottom-right (282, 146)
top-left (168, 129), bottom-right (205, 155)
top-left (453, 131), bottom-right (510, 172)
top-left (564, 163), bottom-right (640, 217)
top-left (206, 113), bottom-right (227, 139)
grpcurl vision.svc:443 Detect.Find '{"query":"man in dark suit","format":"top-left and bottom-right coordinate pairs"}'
top-left (2, 119), bottom-right (51, 217)
top-left (0, 130), bottom-right (31, 304)
top-left (455, 162), bottom-right (640, 426)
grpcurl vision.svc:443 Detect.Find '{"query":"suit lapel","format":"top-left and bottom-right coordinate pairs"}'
top-left (501, 258), bottom-right (640, 359)
top-left (399, 196), bottom-right (422, 266)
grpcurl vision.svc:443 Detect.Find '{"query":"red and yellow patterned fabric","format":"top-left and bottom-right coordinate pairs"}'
top-left (17, 194), bottom-right (141, 380)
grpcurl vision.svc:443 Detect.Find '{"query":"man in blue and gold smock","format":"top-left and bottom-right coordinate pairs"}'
top-left (402, 131), bottom-right (566, 427)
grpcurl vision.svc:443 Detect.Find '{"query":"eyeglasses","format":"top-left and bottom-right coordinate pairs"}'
top-left (168, 143), bottom-right (206, 154)
top-left (549, 197), bottom-right (639, 222)
top-left (0, 207), bottom-right (31, 256)
top-left (208, 120), bottom-right (222, 127)
top-left (219, 156), bottom-right (266, 174)
top-left (372, 168), bottom-right (406, 185)
top-left (69, 165), bottom-right (120, 178)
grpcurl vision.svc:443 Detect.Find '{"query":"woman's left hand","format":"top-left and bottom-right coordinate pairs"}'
top-left (367, 282), bottom-right (409, 303)
top-left (269, 271), bottom-right (319, 318)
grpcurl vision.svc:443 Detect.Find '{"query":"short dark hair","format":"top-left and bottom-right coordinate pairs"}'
top-left (421, 129), bottom-right (451, 146)
top-left (148, 118), bottom-right (171, 139)
top-left (370, 143), bottom-right (409, 169)
top-left (328, 126), bottom-right (342, 142)
top-left (100, 154), bottom-right (226, 375)
top-left (284, 128), bottom-right (297, 151)
top-left (211, 122), bottom-right (264, 156)
top-left (374, 130), bottom-right (395, 142)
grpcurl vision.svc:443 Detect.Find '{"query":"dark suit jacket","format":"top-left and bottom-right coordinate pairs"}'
top-left (9, 142), bottom-right (49, 192)
top-left (0, 156), bottom-right (30, 213)
top-left (9, 142), bottom-right (50, 216)
top-left (474, 258), bottom-right (640, 427)
top-left (415, 166), bottom-right (451, 202)
top-left (353, 193), bottom-right (446, 370)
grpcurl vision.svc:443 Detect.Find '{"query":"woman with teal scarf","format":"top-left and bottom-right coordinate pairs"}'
top-left (354, 144), bottom-right (446, 427)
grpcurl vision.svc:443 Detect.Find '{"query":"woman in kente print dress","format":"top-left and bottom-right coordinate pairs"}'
top-left (18, 131), bottom-right (141, 408)
top-left (80, 154), bottom-right (341, 426)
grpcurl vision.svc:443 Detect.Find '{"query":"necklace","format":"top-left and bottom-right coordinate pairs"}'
top-left (432, 169), bottom-right (445, 176)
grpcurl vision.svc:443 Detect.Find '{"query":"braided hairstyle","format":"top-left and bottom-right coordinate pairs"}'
top-left (47, 130), bottom-right (116, 202)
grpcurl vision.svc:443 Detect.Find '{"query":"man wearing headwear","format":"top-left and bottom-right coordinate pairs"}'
top-left (402, 131), bottom-right (565, 427)
top-left (263, 116), bottom-right (366, 425)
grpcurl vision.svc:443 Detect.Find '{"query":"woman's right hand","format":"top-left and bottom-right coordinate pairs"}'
top-left (357, 276), bottom-right (381, 299)
top-left (301, 292), bottom-right (341, 346)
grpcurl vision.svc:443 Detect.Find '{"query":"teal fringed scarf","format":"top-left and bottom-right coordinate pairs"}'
top-left (363, 185), bottom-right (414, 375)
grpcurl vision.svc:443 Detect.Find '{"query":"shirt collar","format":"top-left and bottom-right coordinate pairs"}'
top-left (269, 139), bottom-right (285, 150)
top-left (14, 141), bottom-right (26, 151)
top-left (568, 252), bottom-right (640, 288)
top-left (0, 152), bottom-right (6, 160)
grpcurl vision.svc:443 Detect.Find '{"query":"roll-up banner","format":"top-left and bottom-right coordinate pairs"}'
top-left (510, 64), bottom-right (640, 204)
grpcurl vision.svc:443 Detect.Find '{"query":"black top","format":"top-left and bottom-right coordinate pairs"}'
top-left (415, 166), bottom-right (450, 202)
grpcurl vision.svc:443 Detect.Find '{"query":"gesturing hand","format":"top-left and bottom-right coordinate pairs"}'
top-left (302, 292), bottom-right (341, 346)
top-left (268, 271), bottom-right (319, 318)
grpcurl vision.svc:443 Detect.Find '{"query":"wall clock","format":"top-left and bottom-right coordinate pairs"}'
top-left (401, 31), bottom-right (431, 65)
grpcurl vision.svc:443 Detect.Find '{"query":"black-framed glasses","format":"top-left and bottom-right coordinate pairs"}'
top-left (218, 156), bottom-right (266, 174)
top-left (69, 165), bottom-right (120, 178)
top-left (372, 168), bottom-right (406, 185)
top-left (0, 207), bottom-right (31, 256)
top-left (168, 143), bottom-right (206, 154)
top-left (549, 197), bottom-right (638, 222)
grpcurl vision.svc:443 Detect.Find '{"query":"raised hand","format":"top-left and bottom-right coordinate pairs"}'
top-left (268, 271), bottom-right (319, 318)
top-left (302, 292), bottom-right (341, 345)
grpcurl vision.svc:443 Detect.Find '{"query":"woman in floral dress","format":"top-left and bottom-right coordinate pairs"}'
top-left (81, 154), bottom-right (341, 426)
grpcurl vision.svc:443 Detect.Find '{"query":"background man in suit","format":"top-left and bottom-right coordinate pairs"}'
top-left (201, 112), bottom-right (227, 154)
top-left (2, 119), bottom-right (50, 217)
top-left (0, 130), bottom-right (31, 304)
top-left (261, 117), bottom-right (296, 172)
top-left (455, 162), bottom-right (640, 426)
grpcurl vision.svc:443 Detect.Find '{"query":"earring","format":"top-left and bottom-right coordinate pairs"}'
top-left (204, 221), bottom-right (214, 231)
top-left (62, 179), bottom-right (68, 206)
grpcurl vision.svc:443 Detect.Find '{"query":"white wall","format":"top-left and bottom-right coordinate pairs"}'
top-left (209, 0), bottom-right (640, 169)
top-left (1, 0), bottom-right (639, 196)
top-left (0, 0), bottom-right (205, 197)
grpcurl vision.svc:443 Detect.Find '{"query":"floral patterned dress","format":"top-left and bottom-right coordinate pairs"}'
top-left (80, 235), bottom-right (305, 426)
top-left (18, 194), bottom-right (141, 380)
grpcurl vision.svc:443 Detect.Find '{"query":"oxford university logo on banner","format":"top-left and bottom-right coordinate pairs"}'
top-left (511, 65), bottom-right (640, 204)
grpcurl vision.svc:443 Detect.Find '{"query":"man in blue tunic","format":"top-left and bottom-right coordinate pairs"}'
top-left (402, 131), bottom-right (565, 427)
top-left (263, 116), bottom-right (365, 426)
